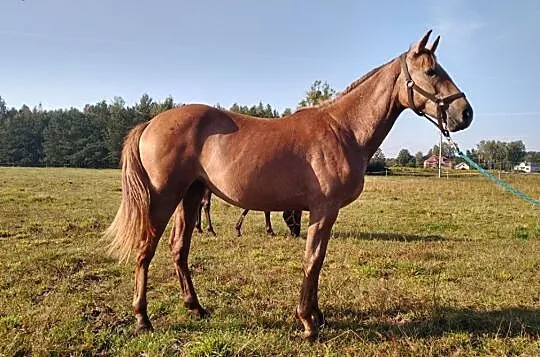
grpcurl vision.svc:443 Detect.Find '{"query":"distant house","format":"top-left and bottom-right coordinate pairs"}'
top-left (513, 161), bottom-right (540, 173)
top-left (455, 162), bottom-right (470, 170)
top-left (423, 155), bottom-right (452, 169)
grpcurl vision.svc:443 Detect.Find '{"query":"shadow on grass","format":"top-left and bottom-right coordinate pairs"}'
top-left (331, 230), bottom-right (450, 242)
top-left (323, 305), bottom-right (540, 341)
top-left (159, 304), bottom-right (539, 344)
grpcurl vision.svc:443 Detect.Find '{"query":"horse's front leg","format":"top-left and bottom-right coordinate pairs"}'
top-left (194, 203), bottom-right (203, 233)
top-left (296, 207), bottom-right (338, 340)
top-left (235, 209), bottom-right (249, 237)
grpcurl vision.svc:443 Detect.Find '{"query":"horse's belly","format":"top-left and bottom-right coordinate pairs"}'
top-left (201, 158), bottom-right (311, 211)
top-left (198, 135), bottom-right (366, 211)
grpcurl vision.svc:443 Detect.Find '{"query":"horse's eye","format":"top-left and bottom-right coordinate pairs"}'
top-left (425, 68), bottom-right (437, 77)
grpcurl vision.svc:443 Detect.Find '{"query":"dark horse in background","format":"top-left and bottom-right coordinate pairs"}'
top-left (195, 186), bottom-right (302, 237)
top-left (105, 31), bottom-right (473, 339)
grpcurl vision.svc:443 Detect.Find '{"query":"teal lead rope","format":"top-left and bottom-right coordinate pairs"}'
top-left (446, 138), bottom-right (540, 207)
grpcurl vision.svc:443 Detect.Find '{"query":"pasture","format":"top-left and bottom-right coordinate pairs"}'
top-left (0, 167), bottom-right (538, 355)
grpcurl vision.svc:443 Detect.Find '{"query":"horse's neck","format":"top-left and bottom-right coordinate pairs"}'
top-left (327, 58), bottom-right (404, 160)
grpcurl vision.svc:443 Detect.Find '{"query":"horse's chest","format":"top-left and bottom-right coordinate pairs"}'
top-left (344, 170), bottom-right (365, 199)
top-left (322, 163), bottom-right (365, 206)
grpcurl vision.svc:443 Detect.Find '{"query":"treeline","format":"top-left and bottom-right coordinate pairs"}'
top-left (3, 85), bottom-right (537, 171)
top-left (0, 80), bottom-right (336, 168)
top-left (0, 95), bottom-right (293, 168)
top-left (468, 140), bottom-right (540, 170)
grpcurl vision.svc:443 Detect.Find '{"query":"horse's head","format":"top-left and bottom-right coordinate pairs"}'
top-left (283, 210), bottom-right (301, 237)
top-left (399, 30), bottom-right (473, 133)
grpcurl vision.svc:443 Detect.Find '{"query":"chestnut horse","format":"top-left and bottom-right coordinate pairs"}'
top-left (194, 187), bottom-right (216, 235)
top-left (194, 187), bottom-right (302, 236)
top-left (105, 31), bottom-right (473, 339)
top-left (234, 208), bottom-right (302, 237)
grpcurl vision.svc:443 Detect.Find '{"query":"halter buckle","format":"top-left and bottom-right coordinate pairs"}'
top-left (406, 80), bottom-right (415, 88)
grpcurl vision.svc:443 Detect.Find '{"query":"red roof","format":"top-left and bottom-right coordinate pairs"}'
top-left (424, 155), bottom-right (451, 164)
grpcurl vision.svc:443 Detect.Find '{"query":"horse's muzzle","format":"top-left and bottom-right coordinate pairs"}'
top-left (448, 103), bottom-right (473, 132)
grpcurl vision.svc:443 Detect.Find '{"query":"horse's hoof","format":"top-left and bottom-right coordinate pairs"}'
top-left (208, 229), bottom-right (217, 237)
top-left (295, 306), bottom-right (323, 341)
top-left (189, 307), bottom-right (210, 319)
top-left (300, 328), bottom-right (319, 342)
top-left (135, 322), bottom-right (153, 335)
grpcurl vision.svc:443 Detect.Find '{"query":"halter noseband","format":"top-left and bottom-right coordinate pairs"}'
top-left (399, 53), bottom-right (465, 138)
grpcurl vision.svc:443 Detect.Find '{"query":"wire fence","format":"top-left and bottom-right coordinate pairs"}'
top-left (1, 164), bottom-right (538, 179)
top-left (366, 168), bottom-right (537, 178)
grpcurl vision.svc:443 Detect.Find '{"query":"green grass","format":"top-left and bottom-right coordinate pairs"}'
top-left (0, 167), bottom-right (539, 356)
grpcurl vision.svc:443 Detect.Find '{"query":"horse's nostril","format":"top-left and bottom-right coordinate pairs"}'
top-left (462, 106), bottom-right (473, 121)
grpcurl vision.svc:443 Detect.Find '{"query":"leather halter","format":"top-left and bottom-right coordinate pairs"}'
top-left (399, 53), bottom-right (465, 138)
top-left (283, 210), bottom-right (300, 227)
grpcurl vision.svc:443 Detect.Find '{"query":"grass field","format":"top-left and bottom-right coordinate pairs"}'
top-left (0, 167), bottom-right (539, 356)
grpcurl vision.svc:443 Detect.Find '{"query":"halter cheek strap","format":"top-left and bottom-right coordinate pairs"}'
top-left (399, 53), bottom-right (465, 138)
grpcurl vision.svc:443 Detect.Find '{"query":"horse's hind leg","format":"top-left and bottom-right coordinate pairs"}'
top-left (169, 181), bottom-right (209, 317)
top-left (264, 211), bottom-right (275, 236)
top-left (202, 190), bottom-right (216, 236)
top-left (133, 193), bottom-right (179, 333)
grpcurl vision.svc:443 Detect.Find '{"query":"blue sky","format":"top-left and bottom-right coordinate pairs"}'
top-left (1, 0), bottom-right (539, 157)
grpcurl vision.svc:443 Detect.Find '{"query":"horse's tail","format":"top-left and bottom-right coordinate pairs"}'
top-left (104, 121), bottom-right (153, 262)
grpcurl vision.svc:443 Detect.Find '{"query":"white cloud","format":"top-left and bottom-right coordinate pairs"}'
top-left (434, 19), bottom-right (486, 41)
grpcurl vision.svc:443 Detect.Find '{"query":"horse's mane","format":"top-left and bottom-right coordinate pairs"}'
top-left (296, 56), bottom-right (398, 111)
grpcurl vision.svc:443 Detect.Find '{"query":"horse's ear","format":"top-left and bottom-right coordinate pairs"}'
top-left (429, 35), bottom-right (440, 54)
top-left (414, 29), bottom-right (432, 54)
